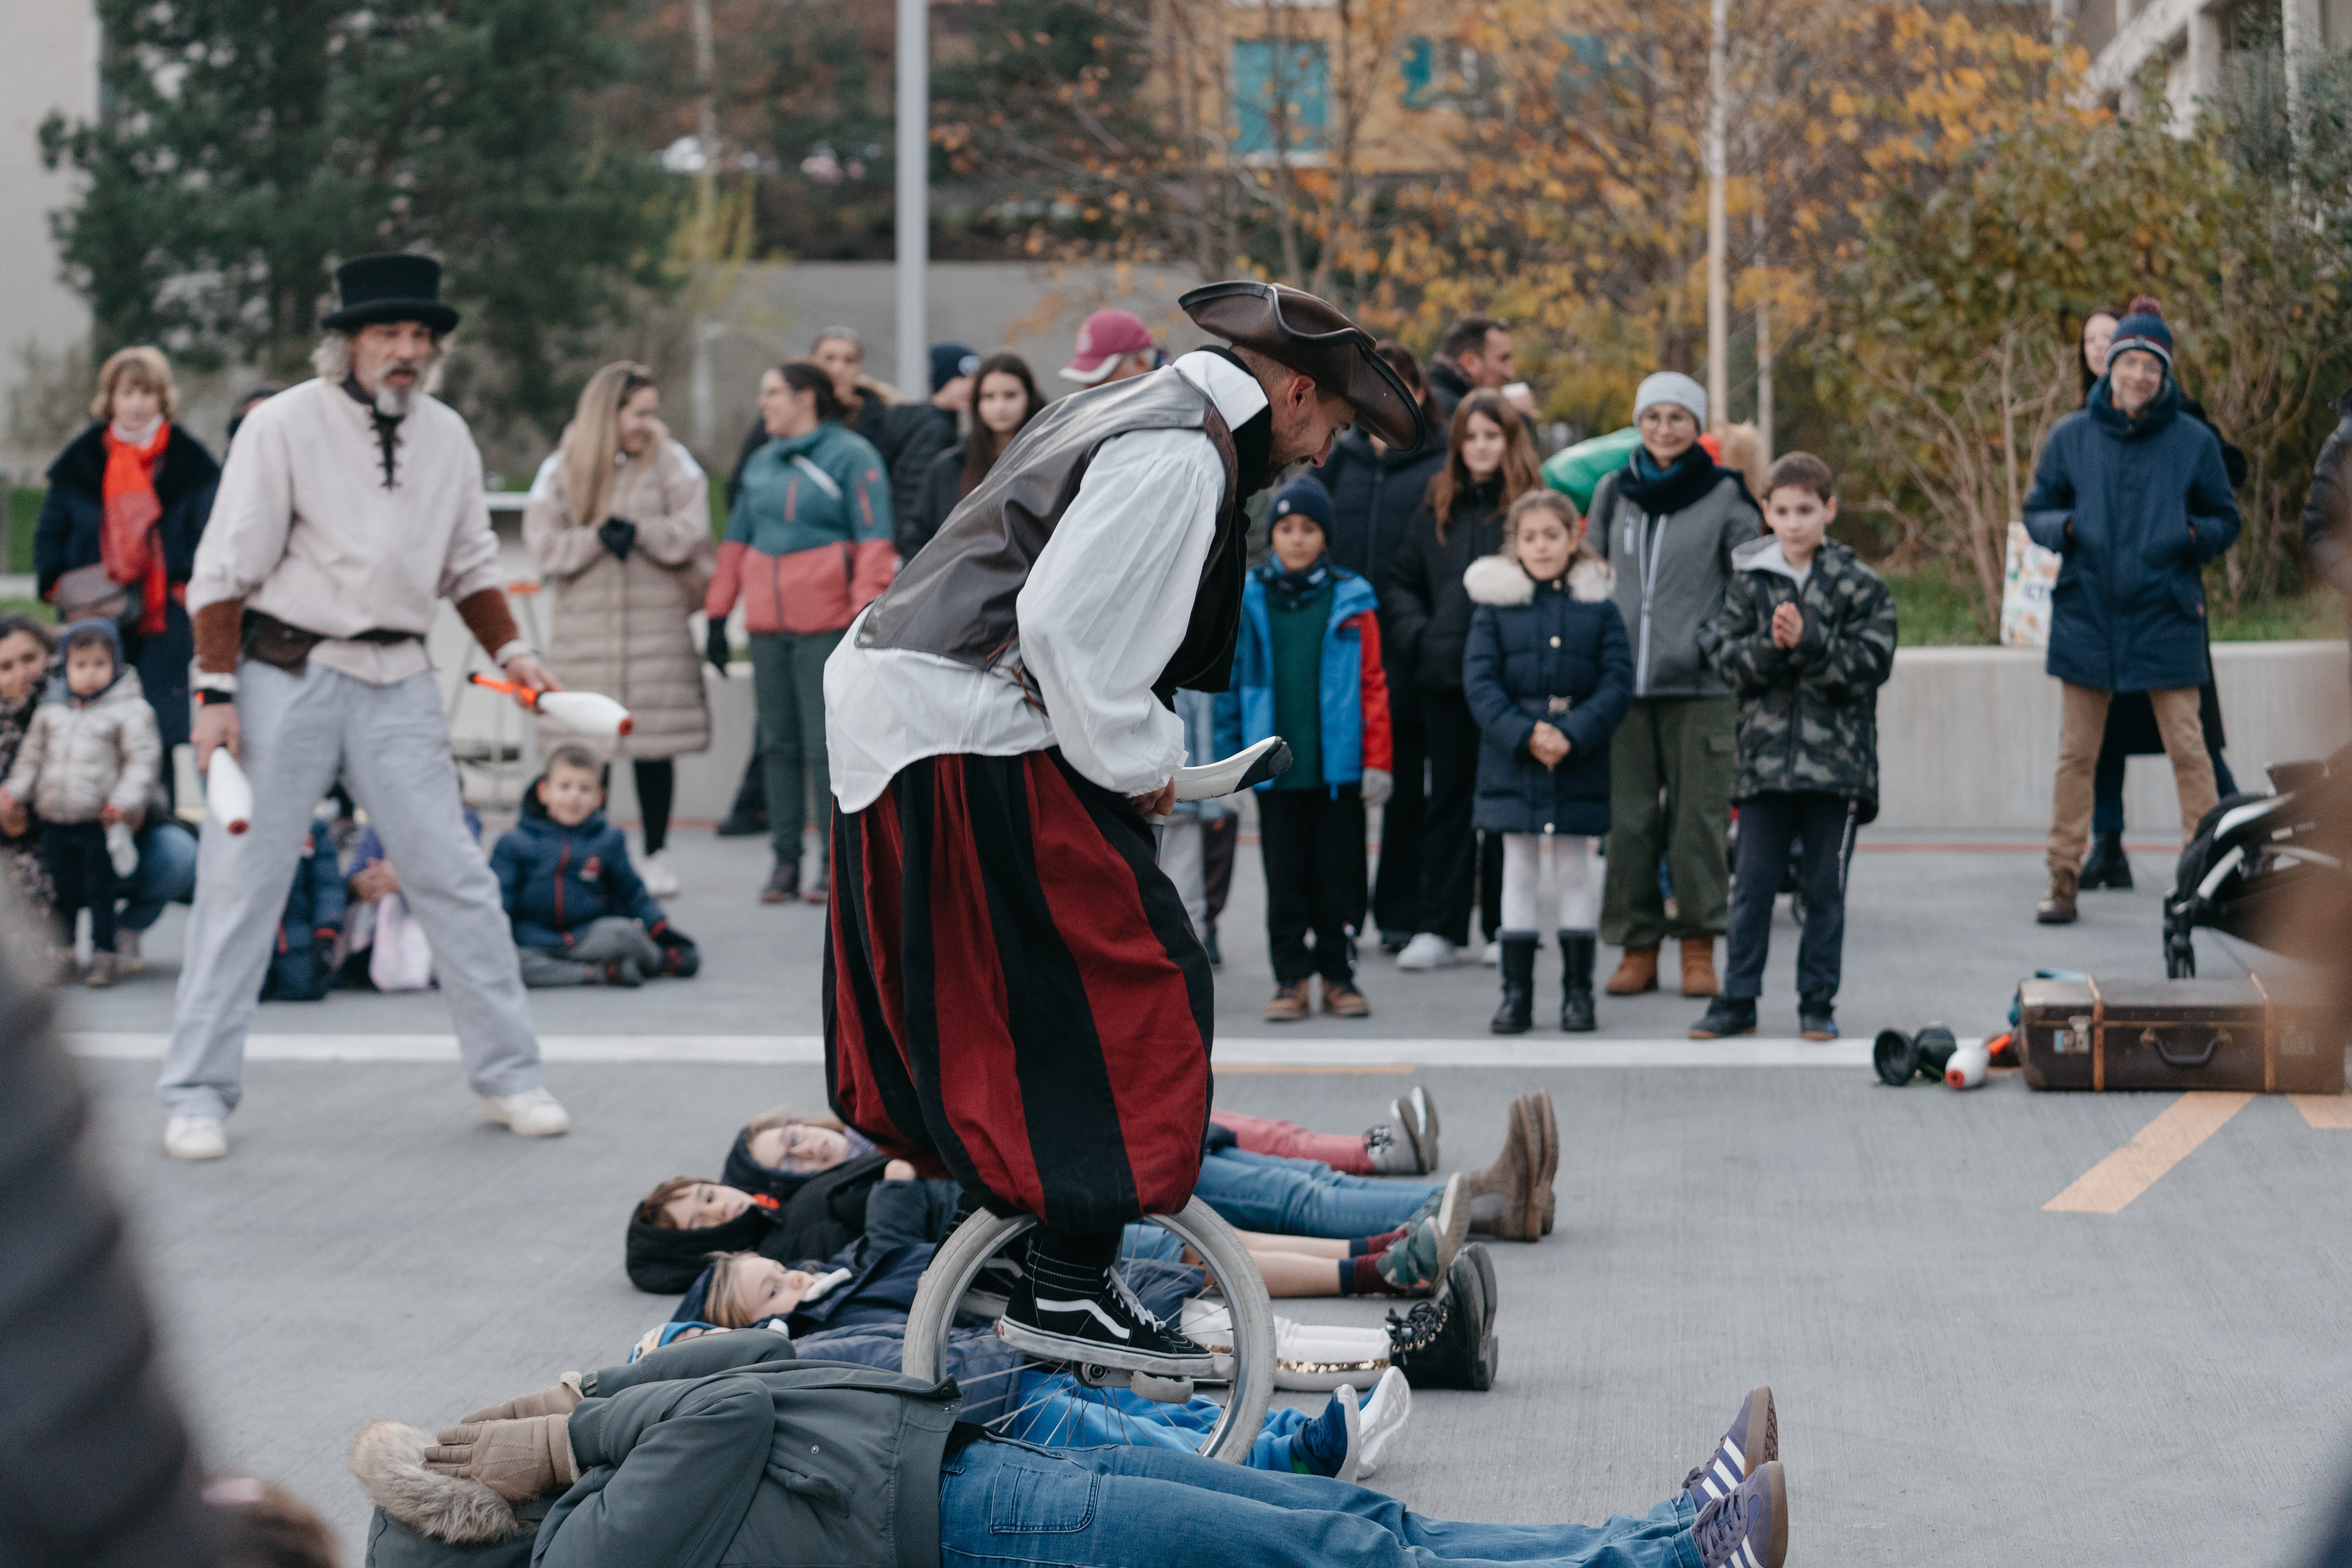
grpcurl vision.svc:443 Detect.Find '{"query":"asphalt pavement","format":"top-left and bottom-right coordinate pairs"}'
top-left (56, 821), bottom-right (2352, 1567)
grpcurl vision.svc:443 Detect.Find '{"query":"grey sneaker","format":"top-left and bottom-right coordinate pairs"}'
top-left (1689, 997), bottom-right (1758, 1040)
top-left (1692, 1460), bottom-right (1787, 1568)
top-left (1367, 1086), bottom-right (1439, 1174)
top-left (1798, 999), bottom-right (1837, 1041)
top-left (1685, 1386), bottom-right (1778, 1507)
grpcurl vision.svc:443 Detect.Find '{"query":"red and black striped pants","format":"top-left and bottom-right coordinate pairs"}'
top-left (824, 749), bottom-right (1214, 1234)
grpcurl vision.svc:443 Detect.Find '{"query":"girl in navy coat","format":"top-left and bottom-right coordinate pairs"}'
top-left (1462, 491), bottom-right (1633, 1034)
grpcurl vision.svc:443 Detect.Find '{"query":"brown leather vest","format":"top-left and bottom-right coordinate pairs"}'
top-left (855, 367), bottom-right (1249, 696)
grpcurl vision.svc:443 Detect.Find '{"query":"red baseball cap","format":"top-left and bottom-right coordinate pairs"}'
top-left (1060, 308), bottom-right (1158, 384)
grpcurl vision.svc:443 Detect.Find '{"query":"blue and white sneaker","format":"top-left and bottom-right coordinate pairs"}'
top-left (1692, 1459), bottom-right (1786, 1568)
top-left (1685, 1385), bottom-right (1777, 1507)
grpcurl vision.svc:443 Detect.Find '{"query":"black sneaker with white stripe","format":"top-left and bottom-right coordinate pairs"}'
top-left (1685, 1385), bottom-right (1777, 1507)
top-left (997, 1266), bottom-right (1217, 1376)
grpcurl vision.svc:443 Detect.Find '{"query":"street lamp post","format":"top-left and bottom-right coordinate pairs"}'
top-left (1705, 0), bottom-right (1730, 428)
top-left (895, 0), bottom-right (929, 398)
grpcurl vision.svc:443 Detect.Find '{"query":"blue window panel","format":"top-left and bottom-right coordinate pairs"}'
top-left (1233, 39), bottom-right (1329, 155)
top-left (1401, 35), bottom-right (1435, 109)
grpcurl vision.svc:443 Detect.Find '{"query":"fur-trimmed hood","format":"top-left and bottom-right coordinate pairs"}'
top-left (1463, 553), bottom-right (1614, 606)
top-left (349, 1420), bottom-right (526, 1544)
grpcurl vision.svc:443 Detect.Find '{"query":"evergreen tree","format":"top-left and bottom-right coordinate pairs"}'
top-left (40, 0), bottom-right (680, 438)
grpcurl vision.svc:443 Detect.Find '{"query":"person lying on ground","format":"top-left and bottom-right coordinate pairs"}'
top-left (489, 746), bottom-right (699, 988)
top-left (1212, 1085), bottom-right (1441, 1175)
top-left (665, 1273), bottom-right (1418, 1482)
top-left (715, 1091), bottom-right (1554, 1249)
top-left (358, 1332), bottom-right (1789, 1568)
top-left (634, 1171), bottom-right (1473, 1300)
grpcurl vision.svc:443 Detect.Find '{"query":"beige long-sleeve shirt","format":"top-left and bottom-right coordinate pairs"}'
top-left (189, 377), bottom-right (515, 687)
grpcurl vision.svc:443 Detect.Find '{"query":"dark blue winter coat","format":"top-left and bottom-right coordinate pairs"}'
top-left (35, 423), bottom-right (218, 753)
top-left (2022, 377), bottom-right (2241, 693)
top-left (1461, 553), bottom-right (1633, 836)
top-left (1213, 562), bottom-right (1393, 792)
top-left (261, 815), bottom-right (345, 1001)
top-left (489, 780), bottom-right (666, 950)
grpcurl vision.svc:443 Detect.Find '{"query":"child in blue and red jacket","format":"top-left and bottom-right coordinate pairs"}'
top-left (1215, 476), bottom-right (1393, 1022)
top-left (491, 747), bottom-right (699, 987)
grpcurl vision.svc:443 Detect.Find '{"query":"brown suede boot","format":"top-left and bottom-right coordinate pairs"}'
top-left (2036, 864), bottom-right (2080, 925)
top-left (1679, 936), bottom-right (1719, 996)
top-left (1465, 1099), bottom-right (1543, 1242)
top-left (1605, 945), bottom-right (1660, 995)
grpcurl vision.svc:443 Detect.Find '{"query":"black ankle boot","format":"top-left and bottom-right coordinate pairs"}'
top-left (2079, 830), bottom-right (2133, 890)
top-left (1558, 930), bottom-right (1597, 1032)
top-left (1489, 933), bottom-right (1538, 1035)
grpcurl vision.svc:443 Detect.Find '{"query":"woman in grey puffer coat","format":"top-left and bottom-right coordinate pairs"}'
top-left (525, 363), bottom-right (715, 897)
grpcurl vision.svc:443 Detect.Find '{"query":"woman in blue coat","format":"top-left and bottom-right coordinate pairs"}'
top-left (2020, 303), bottom-right (2240, 924)
top-left (1462, 491), bottom-right (1633, 1034)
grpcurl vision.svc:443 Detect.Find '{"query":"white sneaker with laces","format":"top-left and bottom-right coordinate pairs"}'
top-left (480, 1087), bottom-right (571, 1137)
top-left (164, 1115), bottom-right (228, 1161)
top-left (640, 850), bottom-right (681, 898)
top-left (117, 927), bottom-right (144, 974)
top-left (1393, 933), bottom-right (1457, 971)
top-left (1355, 1367), bottom-right (1412, 1478)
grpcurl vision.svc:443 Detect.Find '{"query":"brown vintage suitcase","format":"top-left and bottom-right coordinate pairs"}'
top-left (2016, 975), bottom-right (2344, 1093)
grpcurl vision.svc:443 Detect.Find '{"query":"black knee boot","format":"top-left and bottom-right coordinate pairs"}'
top-left (1558, 930), bottom-right (1597, 1033)
top-left (1490, 933), bottom-right (1538, 1035)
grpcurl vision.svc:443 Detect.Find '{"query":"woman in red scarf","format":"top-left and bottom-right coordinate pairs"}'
top-left (35, 346), bottom-right (222, 770)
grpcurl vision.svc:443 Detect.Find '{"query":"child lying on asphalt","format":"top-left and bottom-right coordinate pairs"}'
top-left (353, 1332), bottom-right (1788, 1568)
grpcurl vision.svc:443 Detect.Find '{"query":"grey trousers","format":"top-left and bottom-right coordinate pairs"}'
top-left (158, 662), bottom-right (542, 1118)
top-left (516, 915), bottom-right (662, 987)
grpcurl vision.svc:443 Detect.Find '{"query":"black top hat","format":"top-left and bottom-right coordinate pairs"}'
top-left (1178, 280), bottom-right (1426, 453)
top-left (320, 253), bottom-right (461, 334)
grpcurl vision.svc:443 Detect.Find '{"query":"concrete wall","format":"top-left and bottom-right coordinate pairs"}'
top-left (0, 5), bottom-right (98, 475)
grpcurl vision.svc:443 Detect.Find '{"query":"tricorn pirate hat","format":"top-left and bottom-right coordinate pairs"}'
top-left (320, 253), bottom-right (461, 334)
top-left (1178, 280), bottom-right (1426, 452)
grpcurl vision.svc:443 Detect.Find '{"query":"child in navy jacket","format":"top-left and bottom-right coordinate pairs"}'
top-left (491, 747), bottom-right (698, 986)
top-left (1462, 491), bottom-right (1633, 1034)
top-left (1214, 477), bottom-right (1393, 1022)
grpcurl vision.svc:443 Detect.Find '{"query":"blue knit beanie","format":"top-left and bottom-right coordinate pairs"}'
top-left (930, 342), bottom-right (981, 394)
top-left (1268, 474), bottom-right (1335, 537)
top-left (2107, 298), bottom-right (2172, 371)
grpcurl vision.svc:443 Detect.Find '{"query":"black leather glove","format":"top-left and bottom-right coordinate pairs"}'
top-left (705, 620), bottom-right (732, 675)
top-left (597, 517), bottom-right (637, 562)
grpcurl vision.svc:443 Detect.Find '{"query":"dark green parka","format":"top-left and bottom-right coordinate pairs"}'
top-left (1698, 535), bottom-right (1898, 822)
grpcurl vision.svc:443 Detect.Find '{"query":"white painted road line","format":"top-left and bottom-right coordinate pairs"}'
top-left (68, 1032), bottom-right (1882, 1067)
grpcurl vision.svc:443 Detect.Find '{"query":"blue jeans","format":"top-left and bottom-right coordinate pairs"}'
top-left (939, 1438), bottom-right (1704, 1568)
top-left (1192, 1148), bottom-right (1436, 1240)
top-left (997, 1369), bottom-right (1323, 1472)
top-left (117, 820), bottom-right (198, 932)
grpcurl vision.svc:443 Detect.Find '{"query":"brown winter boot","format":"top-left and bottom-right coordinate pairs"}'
top-left (1679, 937), bottom-right (1719, 997)
top-left (1605, 945), bottom-right (1660, 995)
top-left (1466, 1098), bottom-right (1544, 1242)
top-left (1533, 1089), bottom-right (1559, 1236)
top-left (2036, 864), bottom-right (2080, 925)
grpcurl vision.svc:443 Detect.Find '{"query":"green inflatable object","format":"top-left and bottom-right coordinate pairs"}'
top-left (1541, 426), bottom-right (1641, 513)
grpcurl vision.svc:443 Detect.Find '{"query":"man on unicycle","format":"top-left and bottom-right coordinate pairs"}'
top-left (822, 282), bottom-right (1424, 1375)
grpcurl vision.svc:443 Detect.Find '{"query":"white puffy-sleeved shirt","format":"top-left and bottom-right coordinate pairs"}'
top-left (825, 351), bottom-right (1268, 812)
top-left (188, 377), bottom-right (509, 686)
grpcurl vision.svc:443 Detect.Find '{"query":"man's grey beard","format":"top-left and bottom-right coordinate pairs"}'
top-left (371, 371), bottom-right (420, 417)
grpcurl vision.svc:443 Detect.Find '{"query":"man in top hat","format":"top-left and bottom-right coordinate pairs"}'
top-left (824, 280), bottom-right (1424, 1373)
top-left (1060, 307), bottom-right (1162, 386)
top-left (156, 253), bottom-right (569, 1162)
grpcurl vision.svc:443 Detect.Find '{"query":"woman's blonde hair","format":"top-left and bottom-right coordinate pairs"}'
top-left (703, 1250), bottom-right (766, 1328)
top-left (90, 346), bottom-right (177, 422)
top-left (560, 361), bottom-right (659, 528)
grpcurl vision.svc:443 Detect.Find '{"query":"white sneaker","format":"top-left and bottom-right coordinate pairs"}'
top-left (480, 1087), bottom-right (571, 1137)
top-left (117, 928), bottom-right (143, 974)
top-left (1479, 938), bottom-right (1500, 966)
top-left (164, 1115), bottom-right (227, 1161)
top-left (640, 850), bottom-right (680, 898)
top-left (1327, 1384), bottom-right (1365, 1484)
top-left (1393, 933), bottom-right (1457, 971)
top-left (1180, 1305), bottom-right (1391, 1392)
top-left (1355, 1367), bottom-right (1412, 1478)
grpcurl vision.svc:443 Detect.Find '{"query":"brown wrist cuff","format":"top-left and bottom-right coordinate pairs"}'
top-left (455, 588), bottom-right (523, 663)
top-left (548, 1413), bottom-right (579, 1486)
top-left (194, 600), bottom-right (244, 675)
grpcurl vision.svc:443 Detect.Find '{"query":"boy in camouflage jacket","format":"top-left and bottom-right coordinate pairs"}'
top-left (1691, 453), bottom-right (1897, 1041)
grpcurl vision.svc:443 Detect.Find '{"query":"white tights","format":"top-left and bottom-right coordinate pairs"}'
top-left (1499, 832), bottom-right (1598, 933)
